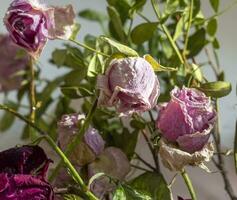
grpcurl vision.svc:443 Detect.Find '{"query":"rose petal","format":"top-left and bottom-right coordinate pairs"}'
top-left (159, 139), bottom-right (214, 171)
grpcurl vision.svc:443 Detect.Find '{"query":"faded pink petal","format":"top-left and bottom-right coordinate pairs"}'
top-left (97, 57), bottom-right (160, 116)
top-left (0, 34), bottom-right (28, 92)
top-left (157, 86), bottom-right (216, 153)
top-left (88, 147), bottom-right (130, 198)
top-left (57, 114), bottom-right (105, 166)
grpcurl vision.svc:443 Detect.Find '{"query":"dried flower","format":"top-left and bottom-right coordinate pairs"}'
top-left (157, 86), bottom-right (216, 153)
top-left (97, 57), bottom-right (160, 116)
top-left (88, 147), bottom-right (131, 198)
top-left (57, 114), bottom-right (105, 166)
top-left (0, 34), bottom-right (28, 92)
top-left (0, 173), bottom-right (53, 200)
top-left (4, 0), bottom-right (75, 57)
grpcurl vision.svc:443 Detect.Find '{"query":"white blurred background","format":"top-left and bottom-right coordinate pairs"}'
top-left (0, 0), bottom-right (237, 199)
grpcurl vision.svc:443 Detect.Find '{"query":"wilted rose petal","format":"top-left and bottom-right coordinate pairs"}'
top-left (47, 5), bottom-right (75, 40)
top-left (0, 173), bottom-right (53, 200)
top-left (57, 114), bottom-right (105, 166)
top-left (0, 34), bottom-right (28, 92)
top-left (88, 147), bottom-right (130, 198)
top-left (4, 0), bottom-right (75, 57)
top-left (0, 145), bottom-right (51, 179)
top-left (157, 86), bottom-right (216, 153)
top-left (159, 139), bottom-right (214, 171)
top-left (97, 57), bottom-right (160, 116)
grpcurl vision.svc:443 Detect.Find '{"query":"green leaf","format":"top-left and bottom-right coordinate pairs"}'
top-left (210, 0), bottom-right (219, 12)
top-left (107, 6), bottom-right (127, 43)
top-left (234, 120), bottom-right (237, 174)
top-left (207, 18), bottom-right (217, 37)
top-left (0, 102), bottom-right (18, 132)
top-left (131, 22), bottom-right (159, 45)
top-left (173, 14), bottom-right (186, 41)
top-left (197, 81), bottom-right (232, 98)
top-left (187, 28), bottom-right (207, 58)
top-left (100, 36), bottom-right (139, 57)
top-left (69, 23), bottom-right (81, 40)
top-left (144, 55), bottom-right (177, 72)
top-left (87, 54), bottom-right (98, 77)
top-left (113, 185), bottom-right (152, 200)
top-left (111, 128), bottom-right (139, 160)
top-left (64, 69), bottom-right (86, 86)
top-left (52, 49), bottom-right (67, 66)
top-left (191, 63), bottom-right (203, 82)
top-left (78, 9), bottom-right (107, 23)
top-left (129, 0), bottom-right (146, 17)
top-left (130, 172), bottom-right (172, 200)
top-left (64, 194), bottom-right (83, 200)
top-left (212, 38), bottom-right (220, 49)
top-left (61, 86), bottom-right (94, 99)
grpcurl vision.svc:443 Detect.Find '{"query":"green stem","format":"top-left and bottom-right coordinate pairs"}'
top-left (49, 98), bottom-right (98, 182)
top-left (181, 169), bottom-right (197, 200)
top-left (183, 0), bottom-right (194, 58)
top-left (0, 103), bottom-right (98, 200)
top-left (69, 39), bottom-right (110, 58)
top-left (150, 0), bottom-right (184, 64)
top-left (29, 57), bottom-right (37, 140)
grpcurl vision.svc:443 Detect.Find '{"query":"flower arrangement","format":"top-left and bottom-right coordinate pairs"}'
top-left (0, 0), bottom-right (236, 200)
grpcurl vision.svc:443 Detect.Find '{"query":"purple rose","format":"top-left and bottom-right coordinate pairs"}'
top-left (88, 147), bottom-right (131, 198)
top-left (0, 173), bottom-right (53, 200)
top-left (0, 34), bottom-right (28, 92)
top-left (57, 114), bottom-right (105, 166)
top-left (0, 145), bottom-right (51, 179)
top-left (97, 57), bottom-right (160, 116)
top-left (157, 86), bottom-right (216, 153)
top-left (4, 0), bottom-right (75, 57)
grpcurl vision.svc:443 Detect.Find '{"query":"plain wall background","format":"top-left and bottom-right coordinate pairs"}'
top-left (0, 1), bottom-right (237, 199)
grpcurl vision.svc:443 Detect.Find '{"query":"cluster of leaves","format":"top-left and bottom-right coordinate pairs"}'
top-left (0, 0), bottom-right (234, 199)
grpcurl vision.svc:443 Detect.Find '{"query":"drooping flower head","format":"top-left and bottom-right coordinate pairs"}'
top-left (156, 86), bottom-right (216, 171)
top-left (57, 114), bottom-right (105, 166)
top-left (0, 34), bottom-right (28, 92)
top-left (0, 145), bottom-right (53, 200)
top-left (4, 0), bottom-right (75, 57)
top-left (97, 57), bottom-right (160, 116)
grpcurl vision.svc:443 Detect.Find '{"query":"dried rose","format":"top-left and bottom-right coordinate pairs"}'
top-left (97, 57), bottom-right (160, 116)
top-left (0, 173), bottom-right (53, 200)
top-left (0, 34), bottom-right (28, 92)
top-left (57, 114), bottom-right (105, 166)
top-left (4, 0), bottom-right (75, 57)
top-left (0, 145), bottom-right (51, 179)
top-left (157, 86), bottom-right (216, 154)
top-left (88, 147), bottom-right (131, 198)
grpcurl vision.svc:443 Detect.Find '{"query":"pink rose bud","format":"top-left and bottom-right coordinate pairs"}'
top-left (88, 147), bottom-right (130, 198)
top-left (97, 57), bottom-right (160, 116)
top-left (4, 0), bottom-right (75, 57)
top-left (57, 114), bottom-right (105, 166)
top-left (157, 86), bottom-right (216, 153)
top-left (0, 34), bottom-right (28, 92)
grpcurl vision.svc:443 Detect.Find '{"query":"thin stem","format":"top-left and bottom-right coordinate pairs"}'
top-left (49, 98), bottom-right (98, 182)
top-left (212, 100), bottom-right (237, 200)
top-left (181, 169), bottom-right (197, 200)
top-left (69, 39), bottom-right (110, 58)
top-left (150, 0), bottom-right (184, 64)
top-left (0, 103), bottom-right (98, 200)
top-left (134, 152), bottom-right (156, 171)
top-left (141, 130), bottom-right (160, 172)
top-left (183, 0), bottom-right (194, 58)
top-left (137, 12), bottom-right (151, 22)
top-left (29, 57), bottom-right (37, 140)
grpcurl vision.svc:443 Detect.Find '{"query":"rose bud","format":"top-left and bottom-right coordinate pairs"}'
top-left (0, 145), bottom-right (51, 179)
top-left (0, 173), bottom-right (54, 200)
top-left (4, 0), bottom-right (75, 57)
top-left (0, 34), bottom-right (28, 92)
top-left (156, 86), bottom-right (216, 171)
top-left (88, 147), bottom-right (131, 198)
top-left (57, 114), bottom-right (105, 166)
top-left (97, 57), bottom-right (160, 116)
